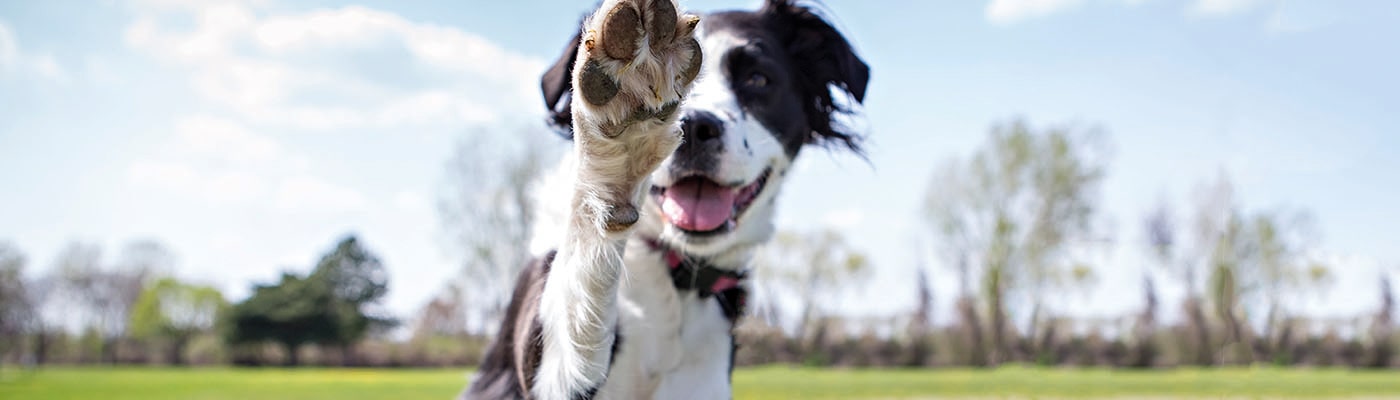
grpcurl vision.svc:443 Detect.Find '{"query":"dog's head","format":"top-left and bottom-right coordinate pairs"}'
top-left (542, 0), bottom-right (869, 257)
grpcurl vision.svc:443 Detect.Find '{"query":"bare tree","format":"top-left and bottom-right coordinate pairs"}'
top-left (438, 128), bottom-right (556, 334)
top-left (1247, 210), bottom-right (1322, 357)
top-left (110, 240), bottom-right (172, 353)
top-left (412, 282), bottom-right (470, 339)
top-left (905, 265), bottom-right (935, 366)
top-left (1147, 174), bottom-right (1335, 365)
top-left (1128, 274), bottom-right (1159, 368)
top-left (1369, 273), bottom-right (1395, 368)
top-left (0, 242), bottom-right (31, 364)
top-left (922, 119), bottom-right (1108, 363)
top-left (756, 229), bottom-right (872, 345)
top-left (1203, 193), bottom-right (1252, 362)
top-left (910, 266), bottom-right (934, 338)
top-left (51, 241), bottom-right (164, 363)
top-left (52, 242), bottom-right (105, 361)
top-left (24, 271), bottom-right (57, 366)
top-left (1175, 174), bottom-right (1253, 364)
top-left (924, 160), bottom-right (988, 365)
top-left (1144, 200), bottom-right (1212, 365)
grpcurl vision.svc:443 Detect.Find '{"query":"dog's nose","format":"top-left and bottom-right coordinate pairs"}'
top-left (670, 111), bottom-right (725, 177)
top-left (680, 111), bottom-right (724, 143)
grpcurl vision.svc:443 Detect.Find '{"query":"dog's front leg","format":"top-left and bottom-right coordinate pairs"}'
top-left (533, 0), bottom-right (701, 399)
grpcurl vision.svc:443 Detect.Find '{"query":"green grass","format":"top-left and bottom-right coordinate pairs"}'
top-left (2, 365), bottom-right (1398, 399)
top-left (735, 365), bottom-right (1400, 399)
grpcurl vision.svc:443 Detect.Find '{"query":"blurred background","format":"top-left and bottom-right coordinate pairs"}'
top-left (2, 0), bottom-right (1399, 384)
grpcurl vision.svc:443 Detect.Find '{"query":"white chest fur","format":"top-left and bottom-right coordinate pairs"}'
top-left (593, 240), bottom-right (735, 400)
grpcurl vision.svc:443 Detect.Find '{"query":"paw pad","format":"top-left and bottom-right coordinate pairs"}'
top-left (679, 38), bottom-right (702, 86)
top-left (601, 4), bottom-right (641, 61)
top-left (647, 0), bottom-right (677, 52)
top-left (580, 59), bottom-right (621, 106)
top-left (603, 203), bottom-right (640, 232)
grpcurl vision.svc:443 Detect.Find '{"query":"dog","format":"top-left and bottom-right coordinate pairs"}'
top-left (461, 0), bottom-right (867, 398)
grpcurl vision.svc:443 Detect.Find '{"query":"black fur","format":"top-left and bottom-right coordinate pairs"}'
top-left (462, 251), bottom-right (625, 399)
top-left (541, 30), bottom-right (581, 139)
top-left (705, 0), bottom-right (870, 157)
top-left (459, 253), bottom-right (553, 399)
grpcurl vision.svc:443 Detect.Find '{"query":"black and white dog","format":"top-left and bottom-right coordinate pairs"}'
top-left (462, 0), bottom-right (867, 398)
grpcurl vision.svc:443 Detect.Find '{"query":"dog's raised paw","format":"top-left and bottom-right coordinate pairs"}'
top-left (576, 0), bottom-right (701, 119)
top-left (571, 0), bottom-right (700, 234)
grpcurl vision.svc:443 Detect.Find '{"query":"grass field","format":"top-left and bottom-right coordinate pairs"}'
top-left (2, 365), bottom-right (1399, 399)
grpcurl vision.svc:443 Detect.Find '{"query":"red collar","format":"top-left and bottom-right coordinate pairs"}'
top-left (643, 238), bottom-right (749, 321)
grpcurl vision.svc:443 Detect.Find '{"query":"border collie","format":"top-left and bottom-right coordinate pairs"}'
top-left (462, 0), bottom-right (867, 398)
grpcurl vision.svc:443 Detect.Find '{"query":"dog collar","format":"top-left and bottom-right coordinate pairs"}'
top-left (644, 238), bottom-right (748, 322)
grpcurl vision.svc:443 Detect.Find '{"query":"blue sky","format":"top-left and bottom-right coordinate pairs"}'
top-left (2, 0), bottom-right (1397, 325)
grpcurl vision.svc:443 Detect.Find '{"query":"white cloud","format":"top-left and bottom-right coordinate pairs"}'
top-left (123, 2), bottom-right (545, 132)
top-left (127, 114), bottom-right (361, 214)
top-left (986, 0), bottom-right (1156, 25)
top-left (392, 190), bottom-right (429, 213)
top-left (127, 159), bottom-right (269, 205)
top-left (1264, 2), bottom-right (1339, 34)
top-left (0, 20), bottom-right (71, 84)
top-left (127, 156), bottom-right (366, 215)
top-left (274, 175), bottom-right (368, 214)
top-left (822, 208), bottom-right (867, 230)
top-left (127, 160), bottom-right (202, 191)
top-left (127, 0), bottom-right (268, 12)
top-left (118, 1), bottom-right (548, 216)
top-left (1187, 0), bottom-right (1273, 17)
top-left (987, 0), bottom-right (1087, 24)
top-left (171, 115), bottom-right (283, 164)
top-left (103, 0), bottom-right (560, 318)
top-left (0, 22), bottom-right (15, 64)
top-left (985, 0), bottom-right (1292, 25)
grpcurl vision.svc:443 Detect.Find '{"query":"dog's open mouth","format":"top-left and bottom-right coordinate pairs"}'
top-left (652, 168), bottom-right (771, 235)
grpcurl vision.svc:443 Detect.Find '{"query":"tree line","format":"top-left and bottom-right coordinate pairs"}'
top-left (0, 235), bottom-right (397, 367)
top-left (410, 120), bottom-right (1397, 369)
top-left (1, 119), bottom-right (1394, 368)
top-left (729, 119), bottom-right (1395, 368)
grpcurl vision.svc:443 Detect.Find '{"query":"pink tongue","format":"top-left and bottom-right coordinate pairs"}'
top-left (660, 179), bottom-right (736, 232)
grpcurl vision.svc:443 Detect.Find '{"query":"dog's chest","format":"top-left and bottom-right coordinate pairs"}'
top-left (600, 244), bottom-right (735, 399)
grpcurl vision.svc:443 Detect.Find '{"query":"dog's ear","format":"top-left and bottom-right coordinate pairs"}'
top-left (541, 30), bottom-right (582, 139)
top-left (762, 0), bottom-right (870, 153)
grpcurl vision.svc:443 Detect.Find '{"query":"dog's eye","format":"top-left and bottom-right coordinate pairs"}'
top-left (743, 72), bottom-right (768, 89)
